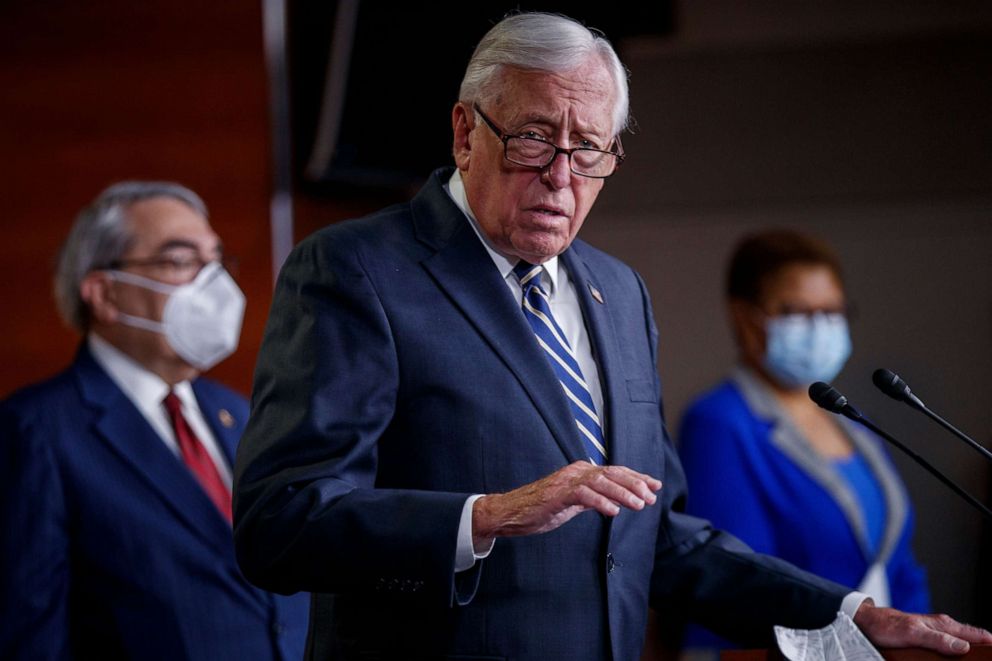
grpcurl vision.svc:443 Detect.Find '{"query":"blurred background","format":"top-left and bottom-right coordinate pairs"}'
top-left (1, 0), bottom-right (990, 626)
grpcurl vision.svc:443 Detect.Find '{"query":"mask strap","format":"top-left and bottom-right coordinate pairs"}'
top-left (116, 311), bottom-right (167, 334)
top-left (107, 270), bottom-right (179, 295)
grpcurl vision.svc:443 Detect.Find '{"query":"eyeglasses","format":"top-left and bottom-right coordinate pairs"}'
top-left (105, 253), bottom-right (239, 282)
top-left (754, 304), bottom-right (856, 322)
top-left (473, 104), bottom-right (624, 179)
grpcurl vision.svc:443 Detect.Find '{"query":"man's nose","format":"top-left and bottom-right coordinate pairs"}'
top-left (542, 151), bottom-right (572, 189)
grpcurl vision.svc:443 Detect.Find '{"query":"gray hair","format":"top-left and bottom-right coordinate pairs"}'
top-left (54, 181), bottom-right (208, 332)
top-left (458, 12), bottom-right (630, 137)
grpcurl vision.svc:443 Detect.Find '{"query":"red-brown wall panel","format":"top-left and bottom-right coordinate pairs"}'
top-left (0, 1), bottom-right (272, 397)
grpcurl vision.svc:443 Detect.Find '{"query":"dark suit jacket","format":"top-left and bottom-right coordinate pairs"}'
top-left (234, 168), bottom-right (848, 660)
top-left (0, 345), bottom-right (309, 660)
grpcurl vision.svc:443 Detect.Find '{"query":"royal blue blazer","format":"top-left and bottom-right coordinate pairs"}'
top-left (679, 371), bottom-right (930, 626)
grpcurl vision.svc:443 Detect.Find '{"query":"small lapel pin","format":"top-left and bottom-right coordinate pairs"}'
top-left (218, 409), bottom-right (236, 428)
top-left (588, 283), bottom-right (605, 304)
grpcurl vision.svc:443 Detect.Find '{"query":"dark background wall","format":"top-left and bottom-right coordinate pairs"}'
top-left (1, 0), bottom-right (990, 629)
top-left (588, 0), bottom-right (992, 623)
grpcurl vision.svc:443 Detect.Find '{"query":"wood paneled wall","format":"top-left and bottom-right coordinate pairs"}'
top-left (0, 1), bottom-right (272, 397)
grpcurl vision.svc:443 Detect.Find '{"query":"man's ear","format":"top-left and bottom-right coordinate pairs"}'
top-left (80, 271), bottom-right (118, 325)
top-left (452, 102), bottom-right (474, 171)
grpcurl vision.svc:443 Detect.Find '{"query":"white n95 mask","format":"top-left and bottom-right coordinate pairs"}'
top-left (109, 262), bottom-right (246, 371)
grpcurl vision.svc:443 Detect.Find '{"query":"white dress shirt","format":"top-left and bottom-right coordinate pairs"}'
top-left (445, 170), bottom-right (605, 571)
top-left (446, 171), bottom-right (605, 420)
top-left (88, 333), bottom-right (233, 488)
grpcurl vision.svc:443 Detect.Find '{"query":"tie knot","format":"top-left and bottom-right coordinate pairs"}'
top-left (513, 261), bottom-right (542, 288)
top-left (163, 391), bottom-right (182, 416)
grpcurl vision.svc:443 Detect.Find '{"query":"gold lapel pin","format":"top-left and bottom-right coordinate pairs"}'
top-left (588, 283), bottom-right (605, 304)
top-left (218, 409), bottom-right (236, 429)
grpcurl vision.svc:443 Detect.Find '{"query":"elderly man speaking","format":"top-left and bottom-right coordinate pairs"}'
top-left (234, 12), bottom-right (990, 660)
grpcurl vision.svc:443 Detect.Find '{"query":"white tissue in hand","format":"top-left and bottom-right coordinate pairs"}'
top-left (775, 611), bottom-right (883, 661)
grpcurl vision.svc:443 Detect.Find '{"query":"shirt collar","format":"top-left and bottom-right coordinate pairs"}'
top-left (88, 333), bottom-right (196, 409)
top-left (444, 170), bottom-right (560, 294)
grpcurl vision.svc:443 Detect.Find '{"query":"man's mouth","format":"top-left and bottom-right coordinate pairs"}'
top-left (531, 206), bottom-right (567, 217)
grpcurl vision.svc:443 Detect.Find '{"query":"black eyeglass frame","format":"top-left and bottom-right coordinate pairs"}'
top-left (472, 103), bottom-right (624, 179)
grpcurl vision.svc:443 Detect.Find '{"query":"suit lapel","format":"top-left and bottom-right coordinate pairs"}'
top-left (193, 381), bottom-right (240, 468)
top-left (73, 348), bottom-right (235, 558)
top-left (733, 367), bottom-right (884, 561)
top-left (414, 173), bottom-right (587, 464)
top-left (561, 248), bottom-right (629, 468)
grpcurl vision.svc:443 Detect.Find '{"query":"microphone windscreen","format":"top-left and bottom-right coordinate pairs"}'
top-left (872, 368), bottom-right (908, 401)
top-left (809, 382), bottom-right (848, 413)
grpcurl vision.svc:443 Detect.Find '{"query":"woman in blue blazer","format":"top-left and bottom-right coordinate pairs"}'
top-left (678, 229), bottom-right (930, 651)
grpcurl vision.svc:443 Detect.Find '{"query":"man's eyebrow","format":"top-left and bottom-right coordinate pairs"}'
top-left (512, 113), bottom-right (609, 141)
top-left (153, 239), bottom-right (223, 255)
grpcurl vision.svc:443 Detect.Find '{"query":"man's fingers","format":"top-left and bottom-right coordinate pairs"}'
top-left (857, 605), bottom-right (992, 657)
top-left (926, 615), bottom-right (992, 654)
top-left (934, 616), bottom-right (992, 644)
top-left (566, 465), bottom-right (661, 512)
top-left (604, 465), bottom-right (663, 492)
top-left (914, 628), bottom-right (969, 655)
top-left (961, 623), bottom-right (992, 643)
top-left (582, 474), bottom-right (645, 511)
top-left (600, 466), bottom-right (661, 504)
top-left (573, 485), bottom-right (622, 516)
top-left (921, 614), bottom-right (992, 655)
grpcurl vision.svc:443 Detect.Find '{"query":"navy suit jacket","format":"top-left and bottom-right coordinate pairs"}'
top-left (234, 168), bottom-right (848, 660)
top-left (0, 345), bottom-right (309, 660)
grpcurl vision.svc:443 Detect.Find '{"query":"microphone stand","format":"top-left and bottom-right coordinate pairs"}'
top-left (842, 408), bottom-right (992, 523)
top-left (915, 402), bottom-right (992, 463)
top-left (873, 368), bottom-right (992, 463)
top-left (810, 382), bottom-right (992, 523)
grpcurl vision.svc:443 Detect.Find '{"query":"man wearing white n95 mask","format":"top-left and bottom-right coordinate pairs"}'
top-left (0, 181), bottom-right (309, 660)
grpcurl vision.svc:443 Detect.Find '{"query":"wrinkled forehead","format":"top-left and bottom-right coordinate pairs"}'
top-left (487, 59), bottom-right (620, 137)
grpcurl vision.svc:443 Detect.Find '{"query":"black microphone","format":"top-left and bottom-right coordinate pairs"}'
top-left (873, 368), bottom-right (992, 463)
top-left (809, 381), bottom-right (992, 522)
top-left (871, 368), bottom-right (925, 411)
top-left (808, 381), bottom-right (862, 419)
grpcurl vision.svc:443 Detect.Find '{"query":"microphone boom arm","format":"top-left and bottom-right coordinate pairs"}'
top-left (919, 404), bottom-right (992, 463)
top-left (843, 408), bottom-right (992, 522)
top-left (810, 381), bottom-right (992, 523)
top-left (873, 368), bottom-right (992, 463)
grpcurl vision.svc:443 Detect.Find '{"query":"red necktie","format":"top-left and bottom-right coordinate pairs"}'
top-left (163, 391), bottom-right (233, 523)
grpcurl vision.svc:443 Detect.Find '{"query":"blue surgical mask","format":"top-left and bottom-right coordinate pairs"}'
top-left (763, 313), bottom-right (852, 388)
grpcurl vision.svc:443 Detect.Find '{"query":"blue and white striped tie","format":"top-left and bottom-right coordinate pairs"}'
top-left (514, 261), bottom-right (607, 465)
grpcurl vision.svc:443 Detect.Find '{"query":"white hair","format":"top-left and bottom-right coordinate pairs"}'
top-left (54, 181), bottom-right (208, 332)
top-left (458, 12), bottom-right (630, 138)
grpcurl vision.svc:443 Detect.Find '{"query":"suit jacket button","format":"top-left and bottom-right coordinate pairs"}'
top-left (606, 553), bottom-right (616, 573)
